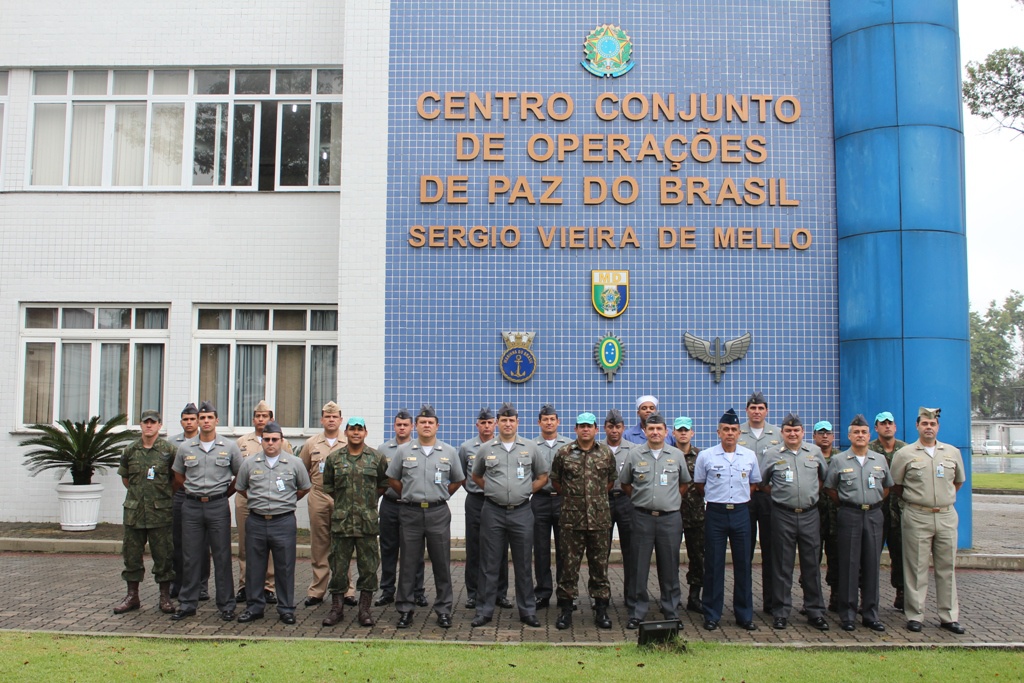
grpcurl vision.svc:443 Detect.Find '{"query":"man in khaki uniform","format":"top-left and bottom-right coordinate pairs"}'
top-left (891, 407), bottom-right (966, 635)
top-left (235, 400), bottom-right (293, 604)
top-left (297, 401), bottom-right (355, 607)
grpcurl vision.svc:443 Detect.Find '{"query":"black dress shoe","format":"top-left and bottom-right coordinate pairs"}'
top-left (236, 610), bottom-right (263, 623)
top-left (737, 621), bottom-right (758, 631)
top-left (626, 617), bottom-right (640, 630)
top-left (464, 598), bottom-right (477, 609)
top-left (221, 610), bottom-right (236, 621)
top-left (437, 613), bottom-right (452, 628)
top-left (415, 596), bottom-right (430, 607)
top-left (280, 613), bottom-right (296, 625)
top-left (497, 597), bottom-right (514, 609)
top-left (808, 616), bottom-right (830, 631)
top-left (841, 621), bottom-right (856, 631)
top-left (703, 620), bottom-right (719, 631)
top-left (235, 588), bottom-right (246, 602)
top-left (907, 620), bottom-right (923, 632)
top-left (264, 590), bottom-right (278, 605)
top-left (863, 620), bottom-right (886, 632)
top-left (521, 615), bottom-right (541, 627)
top-left (374, 594), bottom-right (395, 607)
top-left (940, 621), bottom-right (965, 634)
top-left (772, 617), bottom-right (787, 629)
top-left (170, 608), bottom-right (196, 621)
top-left (471, 615), bottom-right (491, 627)
top-left (199, 589), bottom-right (210, 601)
top-left (343, 595), bottom-right (358, 607)
top-left (304, 596), bottom-right (324, 607)
top-left (397, 611), bottom-right (414, 628)
top-left (536, 597), bottom-right (550, 609)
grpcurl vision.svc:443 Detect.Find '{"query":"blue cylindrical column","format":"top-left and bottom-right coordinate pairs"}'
top-left (832, 0), bottom-right (971, 547)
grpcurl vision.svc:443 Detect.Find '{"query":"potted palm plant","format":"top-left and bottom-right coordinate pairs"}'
top-left (20, 414), bottom-right (137, 531)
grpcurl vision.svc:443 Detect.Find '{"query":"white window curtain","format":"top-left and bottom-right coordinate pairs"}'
top-left (308, 345), bottom-right (337, 428)
top-left (134, 344), bottom-right (164, 422)
top-left (149, 103), bottom-right (184, 185)
top-left (113, 104), bottom-right (146, 186)
top-left (59, 343), bottom-right (91, 422)
top-left (98, 343), bottom-right (128, 419)
top-left (199, 344), bottom-right (229, 415)
top-left (32, 103), bottom-right (66, 185)
top-left (23, 342), bottom-right (55, 424)
top-left (69, 104), bottom-right (105, 186)
top-left (275, 345), bottom-right (305, 428)
top-left (234, 344), bottom-right (266, 425)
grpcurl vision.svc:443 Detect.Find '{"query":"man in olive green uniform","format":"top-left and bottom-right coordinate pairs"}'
top-left (114, 409), bottom-right (177, 615)
top-left (321, 417), bottom-right (389, 627)
top-left (674, 417), bottom-right (705, 613)
top-left (869, 411), bottom-right (907, 610)
top-left (550, 412), bottom-right (617, 630)
top-left (812, 421), bottom-right (839, 611)
top-left (891, 407), bottom-right (966, 635)
top-left (739, 391), bottom-right (781, 614)
top-left (235, 400), bottom-right (293, 605)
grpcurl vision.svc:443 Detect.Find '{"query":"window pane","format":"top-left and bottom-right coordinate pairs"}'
top-left (231, 104), bottom-right (255, 186)
top-left (73, 70), bottom-right (108, 95)
top-left (310, 310), bottom-right (337, 331)
top-left (309, 345), bottom-right (337, 428)
top-left (198, 344), bottom-right (229, 417)
top-left (59, 342), bottom-right (91, 422)
top-left (273, 310), bottom-right (306, 330)
top-left (275, 345), bottom-right (305, 428)
top-left (25, 307), bottom-right (58, 329)
top-left (193, 103), bottom-right (228, 186)
top-left (0, 71), bottom-right (8, 96)
top-left (62, 308), bottom-right (95, 329)
top-left (153, 70), bottom-right (188, 95)
top-left (136, 308), bottom-right (169, 329)
top-left (98, 308), bottom-right (131, 329)
top-left (69, 104), bottom-right (105, 186)
top-left (316, 69), bottom-right (343, 94)
top-left (235, 344), bottom-right (267, 425)
top-left (194, 69), bottom-right (229, 95)
top-left (149, 103), bottom-right (184, 185)
top-left (99, 343), bottom-right (128, 419)
top-left (23, 342), bottom-right (55, 424)
top-left (134, 343), bottom-right (164, 423)
top-left (236, 70), bottom-right (270, 95)
top-left (198, 309), bottom-right (230, 330)
top-left (235, 309), bottom-right (268, 330)
top-left (279, 103), bottom-right (310, 187)
top-left (113, 103), bottom-right (146, 185)
top-left (317, 102), bottom-right (342, 186)
top-left (32, 103), bottom-right (66, 185)
top-left (34, 71), bottom-right (68, 96)
top-left (276, 69), bottom-right (311, 95)
top-left (113, 70), bottom-right (148, 95)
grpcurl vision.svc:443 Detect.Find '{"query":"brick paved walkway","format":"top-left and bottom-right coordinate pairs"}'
top-left (1, 552), bottom-right (1020, 646)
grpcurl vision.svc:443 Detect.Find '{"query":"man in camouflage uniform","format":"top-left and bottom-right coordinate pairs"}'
top-left (869, 411), bottom-right (907, 610)
top-left (813, 421), bottom-right (839, 611)
top-left (114, 409), bottom-right (177, 615)
top-left (321, 417), bottom-right (389, 627)
top-left (674, 417), bottom-right (705, 613)
top-left (550, 412), bottom-right (617, 629)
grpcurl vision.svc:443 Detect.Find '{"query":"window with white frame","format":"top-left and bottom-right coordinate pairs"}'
top-left (20, 305), bottom-right (169, 426)
top-left (29, 68), bottom-right (343, 190)
top-left (194, 306), bottom-right (338, 430)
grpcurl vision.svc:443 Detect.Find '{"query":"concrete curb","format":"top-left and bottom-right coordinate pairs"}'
top-left (973, 488), bottom-right (1023, 496)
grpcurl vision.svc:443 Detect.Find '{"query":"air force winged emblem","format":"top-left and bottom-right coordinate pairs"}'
top-left (683, 332), bottom-right (752, 383)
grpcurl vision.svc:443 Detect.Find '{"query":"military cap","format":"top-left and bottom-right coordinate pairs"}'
top-left (781, 412), bottom-right (802, 427)
top-left (198, 401), bottom-right (217, 415)
top-left (719, 408), bottom-right (740, 425)
top-left (321, 401), bottom-right (341, 415)
top-left (746, 391), bottom-right (768, 407)
top-left (263, 421), bottom-right (283, 434)
top-left (849, 414), bottom-right (869, 428)
top-left (604, 408), bottom-right (625, 425)
top-left (538, 403), bottom-right (558, 418)
top-left (253, 400), bottom-right (272, 414)
top-left (346, 417), bottom-right (366, 429)
top-left (394, 408), bottom-right (413, 421)
top-left (576, 412), bottom-right (597, 426)
top-left (497, 402), bottom-right (518, 418)
top-left (417, 404), bottom-right (437, 420)
top-left (635, 395), bottom-right (659, 409)
top-left (813, 420), bottom-right (833, 433)
top-left (180, 402), bottom-right (199, 416)
top-left (141, 409), bottom-right (162, 422)
top-left (917, 406), bottom-right (941, 420)
top-left (477, 406), bottom-right (495, 420)
top-left (674, 416), bottom-right (693, 431)
top-left (645, 413), bottom-right (666, 426)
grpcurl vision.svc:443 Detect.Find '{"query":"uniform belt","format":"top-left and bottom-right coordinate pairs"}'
top-left (634, 507), bottom-right (676, 517)
top-left (840, 501), bottom-right (883, 511)
top-left (706, 502), bottom-right (747, 510)
top-left (251, 511), bottom-right (294, 520)
top-left (485, 498), bottom-right (530, 511)
top-left (533, 491), bottom-right (558, 497)
top-left (772, 502), bottom-right (813, 514)
top-left (401, 500), bottom-right (447, 508)
top-left (466, 491), bottom-right (485, 498)
top-left (609, 490), bottom-right (626, 498)
top-left (185, 492), bottom-right (228, 502)
top-left (905, 502), bottom-right (952, 513)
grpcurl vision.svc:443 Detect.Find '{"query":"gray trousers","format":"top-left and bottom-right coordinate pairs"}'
top-left (172, 489), bottom-right (210, 592)
top-left (630, 509), bottom-right (683, 621)
top-left (531, 493), bottom-right (562, 602)
top-left (836, 506), bottom-right (884, 624)
top-left (244, 512), bottom-right (297, 616)
top-left (179, 497), bottom-right (235, 612)
top-left (477, 500), bottom-right (536, 619)
top-left (770, 506), bottom-right (825, 620)
top-left (379, 496), bottom-right (425, 600)
top-left (465, 492), bottom-right (509, 602)
top-left (397, 503), bottom-right (452, 615)
top-left (609, 492), bottom-right (636, 610)
top-left (749, 490), bottom-right (774, 609)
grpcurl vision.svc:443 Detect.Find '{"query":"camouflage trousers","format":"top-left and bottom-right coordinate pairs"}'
top-left (329, 534), bottom-right (380, 594)
top-left (683, 524), bottom-right (705, 587)
top-left (883, 498), bottom-right (904, 589)
top-left (122, 524), bottom-right (174, 583)
top-left (556, 527), bottom-right (611, 601)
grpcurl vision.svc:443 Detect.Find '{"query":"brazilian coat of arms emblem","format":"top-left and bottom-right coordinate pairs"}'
top-left (581, 24), bottom-right (635, 78)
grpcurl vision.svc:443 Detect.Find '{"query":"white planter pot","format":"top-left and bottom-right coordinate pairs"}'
top-left (55, 482), bottom-right (104, 531)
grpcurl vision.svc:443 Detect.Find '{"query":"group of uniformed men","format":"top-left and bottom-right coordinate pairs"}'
top-left (112, 391), bottom-right (966, 635)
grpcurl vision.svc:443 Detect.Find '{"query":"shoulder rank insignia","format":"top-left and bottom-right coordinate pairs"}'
top-left (500, 331), bottom-right (538, 383)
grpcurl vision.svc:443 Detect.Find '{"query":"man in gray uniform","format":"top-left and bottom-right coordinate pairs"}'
top-left (602, 409), bottom-right (634, 613)
top-left (531, 404), bottom-right (571, 608)
top-left (761, 413), bottom-right (829, 630)
top-left (376, 409), bottom-right (426, 607)
top-left (824, 415), bottom-right (893, 633)
top-left (619, 413), bottom-right (693, 629)
top-left (470, 402), bottom-right (548, 627)
top-left (459, 407), bottom-right (511, 610)
top-left (234, 421), bottom-right (312, 624)
top-left (170, 401), bottom-right (242, 621)
top-left (170, 403), bottom-right (210, 601)
top-left (386, 404), bottom-right (465, 628)
top-left (739, 391), bottom-right (781, 614)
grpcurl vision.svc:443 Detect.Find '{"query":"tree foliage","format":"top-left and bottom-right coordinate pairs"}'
top-left (964, 47), bottom-right (1024, 135)
top-left (971, 292), bottom-right (1024, 418)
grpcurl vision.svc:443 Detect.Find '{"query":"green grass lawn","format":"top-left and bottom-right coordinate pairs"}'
top-left (0, 633), bottom-right (1021, 682)
top-left (973, 473), bottom-right (1024, 490)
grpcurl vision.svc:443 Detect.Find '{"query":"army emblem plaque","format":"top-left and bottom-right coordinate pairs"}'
top-left (592, 270), bottom-right (629, 318)
top-left (594, 334), bottom-right (625, 382)
top-left (581, 24), bottom-right (635, 78)
top-left (500, 331), bottom-right (538, 384)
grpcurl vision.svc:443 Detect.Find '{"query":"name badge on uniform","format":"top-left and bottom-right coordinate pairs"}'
top-left (784, 470), bottom-right (793, 483)
top-left (659, 472), bottom-right (668, 486)
top-left (936, 464), bottom-right (945, 478)
top-left (868, 476), bottom-right (876, 489)
top-left (319, 461), bottom-right (325, 473)
top-left (276, 478), bottom-right (286, 492)
top-left (435, 469), bottom-right (444, 484)
top-left (517, 466), bottom-right (525, 480)
top-left (147, 466), bottom-right (155, 480)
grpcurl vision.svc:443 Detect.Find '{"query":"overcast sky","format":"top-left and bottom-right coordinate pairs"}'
top-left (960, 0), bottom-right (1024, 310)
